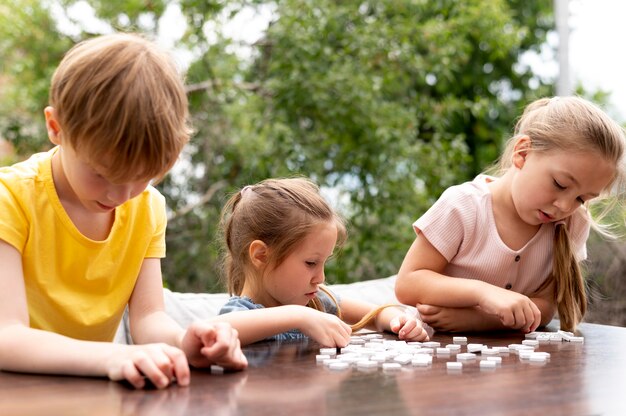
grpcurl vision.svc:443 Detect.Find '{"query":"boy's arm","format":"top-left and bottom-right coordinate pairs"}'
top-left (126, 258), bottom-right (184, 346)
top-left (212, 306), bottom-right (352, 347)
top-left (127, 258), bottom-right (247, 369)
top-left (396, 234), bottom-right (541, 332)
top-left (0, 240), bottom-right (108, 376)
top-left (0, 241), bottom-right (187, 389)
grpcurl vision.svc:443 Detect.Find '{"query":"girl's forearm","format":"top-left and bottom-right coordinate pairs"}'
top-left (452, 307), bottom-right (508, 331)
top-left (396, 270), bottom-right (488, 308)
top-left (210, 305), bottom-right (305, 346)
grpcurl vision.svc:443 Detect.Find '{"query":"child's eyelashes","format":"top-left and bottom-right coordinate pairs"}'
top-left (553, 179), bottom-right (566, 190)
top-left (305, 261), bottom-right (317, 267)
top-left (553, 179), bottom-right (585, 204)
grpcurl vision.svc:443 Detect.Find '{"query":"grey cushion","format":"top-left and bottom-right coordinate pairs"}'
top-left (114, 275), bottom-right (399, 344)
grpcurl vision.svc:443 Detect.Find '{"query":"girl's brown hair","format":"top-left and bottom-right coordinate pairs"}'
top-left (49, 32), bottom-right (191, 183)
top-left (220, 177), bottom-right (405, 332)
top-left (493, 96), bottom-right (625, 331)
top-left (220, 177), bottom-right (347, 296)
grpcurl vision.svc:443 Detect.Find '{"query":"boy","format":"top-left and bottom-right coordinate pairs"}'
top-left (0, 33), bottom-right (247, 389)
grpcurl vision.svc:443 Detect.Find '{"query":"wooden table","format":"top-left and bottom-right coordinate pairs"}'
top-left (1, 321), bottom-right (625, 415)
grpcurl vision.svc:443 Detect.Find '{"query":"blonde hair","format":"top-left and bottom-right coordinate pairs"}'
top-left (493, 96), bottom-right (626, 331)
top-left (49, 32), bottom-right (192, 183)
top-left (314, 286), bottom-right (406, 332)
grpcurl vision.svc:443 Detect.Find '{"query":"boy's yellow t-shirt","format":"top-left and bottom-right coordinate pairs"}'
top-left (0, 148), bottom-right (166, 341)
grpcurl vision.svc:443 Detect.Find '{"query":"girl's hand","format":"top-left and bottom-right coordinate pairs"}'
top-left (106, 343), bottom-right (190, 389)
top-left (180, 321), bottom-right (248, 371)
top-left (389, 314), bottom-right (429, 341)
top-left (477, 286), bottom-right (541, 332)
top-left (299, 308), bottom-right (352, 347)
top-left (417, 304), bottom-right (468, 332)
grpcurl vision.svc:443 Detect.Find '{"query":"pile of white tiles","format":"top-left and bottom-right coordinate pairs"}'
top-left (315, 330), bottom-right (583, 373)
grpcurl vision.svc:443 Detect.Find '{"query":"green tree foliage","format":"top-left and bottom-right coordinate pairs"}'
top-left (0, 0), bottom-right (72, 157)
top-left (0, 0), bottom-right (554, 291)
top-left (165, 0), bottom-right (555, 289)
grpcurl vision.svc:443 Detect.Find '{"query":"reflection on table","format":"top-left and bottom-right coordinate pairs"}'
top-left (1, 322), bottom-right (625, 415)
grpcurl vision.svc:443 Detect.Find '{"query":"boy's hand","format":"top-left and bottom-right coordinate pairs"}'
top-left (181, 321), bottom-right (248, 371)
top-left (389, 314), bottom-right (430, 341)
top-left (107, 343), bottom-right (190, 389)
top-left (299, 308), bottom-right (352, 347)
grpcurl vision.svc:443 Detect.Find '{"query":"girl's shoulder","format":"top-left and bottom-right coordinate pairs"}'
top-left (218, 295), bottom-right (264, 314)
top-left (436, 175), bottom-right (494, 211)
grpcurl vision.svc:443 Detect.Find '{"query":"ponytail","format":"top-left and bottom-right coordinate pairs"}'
top-left (220, 192), bottom-right (246, 295)
top-left (225, 255), bottom-right (245, 296)
top-left (349, 304), bottom-right (402, 332)
top-left (553, 223), bottom-right (587, 331)
top-left (309, 285), bottom-right (409, 332)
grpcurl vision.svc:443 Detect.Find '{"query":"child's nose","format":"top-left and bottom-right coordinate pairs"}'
top-left (107, 184), bottom-right (133, 205)
top-left (554, 196), bottom-right (576, 213)
top-left (312, 270), bottom-right (325, 284)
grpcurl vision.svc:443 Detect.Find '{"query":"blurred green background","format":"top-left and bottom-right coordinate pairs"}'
top-left (1, 0), bottom-right (623, 325)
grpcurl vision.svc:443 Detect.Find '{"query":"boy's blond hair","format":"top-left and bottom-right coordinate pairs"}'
top-left (49, 32), bottom-right (191, 183)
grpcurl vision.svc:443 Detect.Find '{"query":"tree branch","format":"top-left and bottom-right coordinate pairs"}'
top-left (167, 179), bottom-right (228, 221)
top-left (185, 80), bottom-right (262, 94)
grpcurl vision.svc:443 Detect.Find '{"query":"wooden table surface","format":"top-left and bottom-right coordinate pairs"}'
top-left (1, 321), bottom-right (625, 415)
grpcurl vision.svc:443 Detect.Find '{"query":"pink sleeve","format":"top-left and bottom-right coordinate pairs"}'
top-left (413, 186), bottom-right (477, 262)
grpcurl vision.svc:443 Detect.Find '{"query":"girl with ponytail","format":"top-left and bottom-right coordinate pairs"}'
top-left (396, 96), bottom-right (625, 333)
top-left (216, 177), bottom-right (430, 346)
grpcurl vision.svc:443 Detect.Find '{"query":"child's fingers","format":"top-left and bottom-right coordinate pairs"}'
top-left (416, 305), bottom-right (441, 330)
top-left (519, 306), bottom-right (535, 331)
top-left (327, 318), bottom-right (352, 347)
top-left (407, 325), bottom-right (429, 341)
top-left (416, 304), bottom-right (440, 316)
top-left (421, 322), bottom-right (434, 340)
top-left (418, 312), bottom-right (436, 326)
top-left (389, 316), bottom-right (402, 333)
top-left (499, 309), bottom-right (516, 328)
top-left (335, 324), bottom-right (352, 347)
top-left (130, 351), bottom-right (173, 389)
top-left (200, 323), bottom-right (248, 370)
top-left (200, 324), bottom-right (235, 359)
top-left (119, 361), bottom-right (146, 389)
top-left (108, 360), bottom-right (145, 389)
top-left (163, 345), bottom-right (190, 386)
top-left (527, 303), bottom-right (542, 333)
top-left (204, 337), bottom-right (247, 370)
top-left (397, 318), bottom-right (417, 338)
top-left (229, 340), bottom-right (248, 369)
top-left (107, 344), bottom-right (190, 389)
